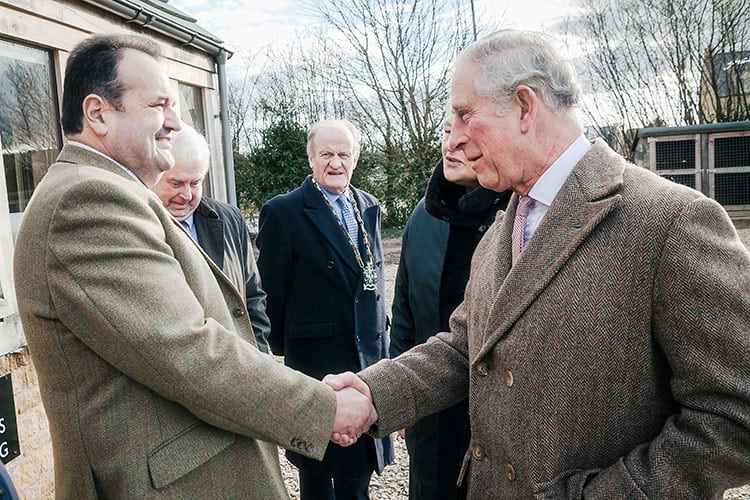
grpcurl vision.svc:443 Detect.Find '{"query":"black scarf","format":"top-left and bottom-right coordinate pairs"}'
top-left (424, 160), bottom-right (511, 329)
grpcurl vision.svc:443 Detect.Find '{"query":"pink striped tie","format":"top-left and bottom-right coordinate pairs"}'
top-left (512, 196), bottom-right (534, 264)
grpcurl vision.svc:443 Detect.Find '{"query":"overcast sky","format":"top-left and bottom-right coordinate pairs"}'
top-left (168, 0), bottom-right (580, 59)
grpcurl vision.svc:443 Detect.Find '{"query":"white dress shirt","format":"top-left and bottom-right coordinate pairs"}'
top-left (524, 134), bottom-right (592, 243)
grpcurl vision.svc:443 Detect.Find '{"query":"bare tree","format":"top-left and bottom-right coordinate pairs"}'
top-left (298, 0), bottom-right (475, 222)
top-left (226, 50), bottom-right (270, 152)
top-left (253, 39), bottom-right (352, 126)
top-left (228, 0), bottom-right (483, 224)
top-left (566, 0), bottom-right (750, 156)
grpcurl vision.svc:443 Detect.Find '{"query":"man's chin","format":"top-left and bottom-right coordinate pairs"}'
top-left (170, 207), bottom-right (190, 218)
top-left (476, 174), bottom-right (506, 192)
top-left (156, 151), bottom-right (175, 172)
top-left (323, 177), bottom-right (348, 193)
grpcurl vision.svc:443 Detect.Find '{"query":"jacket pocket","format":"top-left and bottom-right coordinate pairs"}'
top-left (147, 422), bottom-right (236, 489)
top-left (533, 467), bottom-right (600, 499)
top-left (290, 320), bottom-right (333, 339)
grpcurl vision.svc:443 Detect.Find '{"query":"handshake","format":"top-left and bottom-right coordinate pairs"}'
top-left (324, 372), bottom-right (376, 447)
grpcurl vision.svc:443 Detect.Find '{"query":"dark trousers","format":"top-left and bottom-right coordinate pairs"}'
top-left (298, 470), bottom-right (371, 500)
top-left (405, 398), bottom-right (470, 500)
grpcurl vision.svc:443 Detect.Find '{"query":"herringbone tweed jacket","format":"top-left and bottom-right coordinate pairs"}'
top-left (14, 145), bottom-right (336, 499)
top-left (360, 139), bottom-right (750, 499)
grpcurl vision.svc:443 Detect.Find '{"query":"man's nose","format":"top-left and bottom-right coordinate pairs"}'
top-left (165, 107), bottom-right (182, 132)
top-left (448, 119), bottom-right (468, 151)
top-left (330, 155), bottom-right (343, 167)
top-left (178, 185), bottom-right (192, 200)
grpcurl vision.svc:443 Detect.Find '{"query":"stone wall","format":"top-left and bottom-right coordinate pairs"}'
top-left (1, 347), bottom-right (53, 498)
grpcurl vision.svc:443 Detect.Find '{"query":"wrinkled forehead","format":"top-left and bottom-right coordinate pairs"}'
top-left (450, 62), bottom-right (479, 108)
top-left (313, 126), bottom-right (355, 152)
top-left (163, 162), bottom-right (208, 183)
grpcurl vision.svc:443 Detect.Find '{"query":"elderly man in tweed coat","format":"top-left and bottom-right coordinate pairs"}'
top-left (13, 34), bottom-right (374, 499)
top-left (327, 29), bottom-right (750, 498)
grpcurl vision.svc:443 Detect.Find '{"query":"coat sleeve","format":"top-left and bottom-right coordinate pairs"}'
top-left (256, 201), bottom-right (293, 356)
top-left (389, 216), bottom-right (416, 357)
top-left (360, 301), bottom-right (471, 436)
top-left (241, 227), bottom-right (271, 354)
top-left (43, 179), bottom-right (335, 460)
top-left (580, 196), bottom-right (750, 497)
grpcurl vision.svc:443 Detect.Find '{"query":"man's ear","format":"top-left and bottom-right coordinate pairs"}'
top-left (514, 85), bottom-right (538, 132)
top-left (82, 94), bottom-right (109, 136)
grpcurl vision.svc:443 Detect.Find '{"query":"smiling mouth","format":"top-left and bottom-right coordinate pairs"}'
top-left (156, 133), bottom-right (171, 144)
top-left (468, 156), bottom-right (484, 170)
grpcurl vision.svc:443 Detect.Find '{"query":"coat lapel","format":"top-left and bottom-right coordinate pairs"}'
top-left (301, 178), bottom-right (362, 275)
top-left (477, 140), bottom-right (625, 359)
top-left (194, 202), bottom-right (226, 268)
top-left (350, 186), bottom-right (382, 261)
top-left (58, 144), bottom-right (247, 305)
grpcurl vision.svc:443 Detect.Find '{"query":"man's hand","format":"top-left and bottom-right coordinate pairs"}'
top-left (323, 371), bottom-right (372, 401)
top-left (325, 372), bottom-right (375, 446)
top-left (331, 386), bottom-right (377, 446)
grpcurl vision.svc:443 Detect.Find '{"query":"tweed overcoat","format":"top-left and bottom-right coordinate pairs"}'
top-left (360, 140), bottom-right (750, 498)
top-left (257, 176), bottom-right (394, 478)
top-left (193, 197), bottom-right (271, 353)
top-left (391, 167), bottom-right (510, 499)
top-left (13, 145), bottom-right (336, 499)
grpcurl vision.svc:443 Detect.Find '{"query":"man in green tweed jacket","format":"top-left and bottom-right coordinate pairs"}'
top-left (13, 33), bottom-right (374, 498)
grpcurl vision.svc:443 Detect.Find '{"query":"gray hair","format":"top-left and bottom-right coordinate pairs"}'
top-left (307, 119), bottom-right (362, 158)
top-left (171, 124), bottom-right (210, 175)
top-left (457, 30), bottom-right (581, 114)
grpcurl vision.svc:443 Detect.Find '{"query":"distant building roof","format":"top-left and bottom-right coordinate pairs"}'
top-left (81, 0), bottom-right (231, 57)
top-left (630, 121), bottom-right (750, 153)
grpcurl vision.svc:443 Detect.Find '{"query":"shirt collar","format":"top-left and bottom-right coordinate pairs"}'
top-left (67, 140), bottom-right (146, 186)
top-left (318, 183), bottom-right (352, 206)
top-left (528, 134), bottom-right (591, 206)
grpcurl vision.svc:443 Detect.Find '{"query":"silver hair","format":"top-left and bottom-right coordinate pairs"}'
top-left (171, 124), bottom-right (210, 175)
top-left (457, 30), bottom-right (581, 114)
top-left (306, 119), bottom-right (362, 158)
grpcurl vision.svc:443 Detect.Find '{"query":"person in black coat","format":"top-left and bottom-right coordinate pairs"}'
top-left (390, 115), bottom-right (510, 500)
top-left (257, 119), bottom-right (393, 500)
top-left (151, 124), bottom-right (271, 353)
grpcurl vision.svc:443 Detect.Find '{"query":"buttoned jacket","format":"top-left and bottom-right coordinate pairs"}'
top-left (360, 140), bottom-right (750, 498)
top-left (13, 145), bottom-right (336, 499)
top-left (193, 197), bottom-right (271, 353)
top-left (257, 176), bottom-right (393, 477)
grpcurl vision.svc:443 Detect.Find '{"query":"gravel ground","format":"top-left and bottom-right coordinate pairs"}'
top-left (278, 226), bottom-right (750, 499)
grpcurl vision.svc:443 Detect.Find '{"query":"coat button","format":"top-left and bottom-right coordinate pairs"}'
top-left (471, 446), bottom-right (484, 460)
top-left (475, 362), bottom-right (489, 376)
top-left (505, 463), bottom-right (516, 481)
top-left (505, 370), bottom-right (514, 387)
top-left (233, 308), bottom-right (245, 318)
top-left (327, 261), bottom-right (335, 269)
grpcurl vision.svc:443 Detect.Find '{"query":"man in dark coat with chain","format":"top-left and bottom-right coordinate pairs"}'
top-left (257, 119), bottom-right (393, 500)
